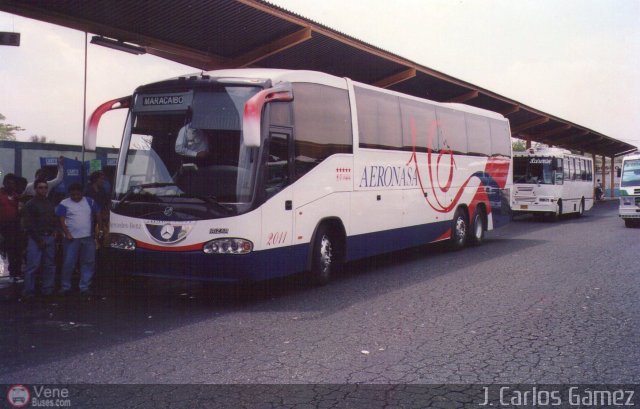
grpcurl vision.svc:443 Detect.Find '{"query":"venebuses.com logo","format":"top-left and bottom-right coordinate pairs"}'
top-left (6, 385), bottom-right (71, 408)
top-left (6, 385), bottom-right (30, 408)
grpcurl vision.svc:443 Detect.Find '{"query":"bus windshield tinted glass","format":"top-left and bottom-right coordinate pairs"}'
top-left (513, 156), bottom-right (556, 184)
top-left (621, 159), bottom-right (640, 187)
top-left (116, 86), bottom-right (261, 212)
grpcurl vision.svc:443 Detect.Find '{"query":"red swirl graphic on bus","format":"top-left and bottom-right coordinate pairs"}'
top-left (406, 117), bottom-right (508, 214)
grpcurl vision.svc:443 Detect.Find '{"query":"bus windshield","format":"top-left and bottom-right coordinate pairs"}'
top-left (513, 156), bottom-right (557, 184)
top-left (115, 85), bottom-right (261, 215)
top-left (621, 159), bottom-right (640, 187)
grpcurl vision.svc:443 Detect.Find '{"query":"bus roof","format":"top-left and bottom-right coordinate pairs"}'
top-left (143, 68), bottom-right (508, 121)
top-left (513, 147), bottom-right (581, 158)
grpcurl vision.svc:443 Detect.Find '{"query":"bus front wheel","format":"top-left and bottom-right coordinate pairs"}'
top-left (550, 200), bottom-right (562, 221)
top-left (449, 207), bottom-right (468, 251)
top-left (468, 207), bottom-right (486, 246)
top-left (309, 224), bottom-right (341, 286)
top-left (577, 198), bottom-right (584, 217)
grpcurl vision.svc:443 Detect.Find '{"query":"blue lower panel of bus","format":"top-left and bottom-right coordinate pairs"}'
top-left (109, 244), bottom-right (309, 283)
top-left (346, 220), bottom-right (451, 261)
top-left (109, 220), bottom-right (452, 283)
top-left (109, 212), bottom-right (513, 282)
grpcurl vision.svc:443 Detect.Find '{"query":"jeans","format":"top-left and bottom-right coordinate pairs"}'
top-left (23, 235), bottom-right (56, 296)
top-left (61, 236), bottom-right (96, 292)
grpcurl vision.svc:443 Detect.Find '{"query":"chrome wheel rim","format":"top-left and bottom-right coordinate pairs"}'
top-left (455, 217), bottom-right (466, 243)
top-left (319, 234), bottom-right (333, 274)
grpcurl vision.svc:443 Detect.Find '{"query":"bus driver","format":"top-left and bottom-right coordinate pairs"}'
top-left (175, 124), bottom-right (210, 159)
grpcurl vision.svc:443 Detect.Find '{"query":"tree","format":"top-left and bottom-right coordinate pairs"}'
top-left (512, 139), bottom-right (526, 152)
top-left (0, 113), bottom-right (25, 141)
top-left (29, 134), bottom-right (55, 144)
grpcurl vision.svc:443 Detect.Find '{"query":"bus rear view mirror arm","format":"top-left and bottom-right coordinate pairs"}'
top-left (242, 84), bottom-right (293, 148)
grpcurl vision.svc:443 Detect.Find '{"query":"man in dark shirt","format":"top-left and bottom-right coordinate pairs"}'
top-left (84, 171), bottom-right (110, 249)
top-left (0, 173), bottom-right (21, 282)
top-left (21, 178), bottom-right (61, 299)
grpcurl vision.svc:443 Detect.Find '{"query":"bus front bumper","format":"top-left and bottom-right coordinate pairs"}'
top-left (105, 245), bottom-right (308, 283)
top-left (619, 197), bottom-right (640, 218)
top-left (512, 200), bottom-right (557, 214)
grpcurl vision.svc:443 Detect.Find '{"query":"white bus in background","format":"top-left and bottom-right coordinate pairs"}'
top-left (87, 69), bottom-right (513, 285)
top-left (512, 147), bottom-right (594, 219)
top-left (618, 153), bottom-right (640, 228)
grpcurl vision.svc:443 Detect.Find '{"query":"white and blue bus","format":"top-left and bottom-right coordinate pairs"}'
top-left (89, 69), bottom-right (512, 284)
top-left (619, 153), bottom-right (640, 228)
top-left (512, 147), bottom-right (594, 219)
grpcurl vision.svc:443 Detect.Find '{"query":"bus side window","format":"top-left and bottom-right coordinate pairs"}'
top-left (265, 131), bottom-right (291, 198)
top-left (554, 158), bottom-right (563, 185)
top-left (564, 156), bottom-right (571, 180)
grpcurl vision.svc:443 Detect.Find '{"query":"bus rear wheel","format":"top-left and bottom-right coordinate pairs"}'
top-left (309, 224), bottom-right (341, 286)
top-left (449, 207), bottom-right (468, 251)
top-left (468, 207), bottom-right (486, 246)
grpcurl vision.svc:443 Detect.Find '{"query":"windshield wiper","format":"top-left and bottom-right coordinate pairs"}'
top-left (181, 194), bottom-right (234, 214)
top-left (117, 182), bottom-right (179, 204)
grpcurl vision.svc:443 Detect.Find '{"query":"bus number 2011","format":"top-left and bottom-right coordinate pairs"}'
top-left (266, 232), bottom-right (288, 246)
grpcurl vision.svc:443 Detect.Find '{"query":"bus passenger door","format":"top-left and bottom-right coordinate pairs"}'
top-left (261, 129), bottom-right (294, 255)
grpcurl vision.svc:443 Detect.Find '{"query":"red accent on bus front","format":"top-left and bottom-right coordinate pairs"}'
top-left (84, 96), bottom-right (131, 151)
top-left (136, 241), bottom-right (204, 252)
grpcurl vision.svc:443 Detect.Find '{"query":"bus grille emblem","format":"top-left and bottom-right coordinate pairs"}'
top-left (164, 206), bottom-right (174, 216)
top-left (160, 224), bottom-right (175, 240)
top-left (146, 223), bottom-right (192, 244)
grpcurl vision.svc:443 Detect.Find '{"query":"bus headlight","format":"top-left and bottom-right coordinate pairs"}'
top-left (109, 233), bottom-right (136, 251)
top-left (622, 197), bottom-right (633, 206)
top-left (203, 238), bottom-right (253, 254)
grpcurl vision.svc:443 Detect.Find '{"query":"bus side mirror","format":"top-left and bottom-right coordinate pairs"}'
top-left (616, 167), bottom-right (621, 178)
top-left (242, 85), bottom-right (293, 148)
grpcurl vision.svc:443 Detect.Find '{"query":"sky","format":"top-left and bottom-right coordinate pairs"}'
top-left (0, 0), bottom-right (638, 149)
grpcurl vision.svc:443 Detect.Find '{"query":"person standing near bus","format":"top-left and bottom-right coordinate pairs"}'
top-left (22, 156), bottom-right (65, 199)
top-left (84, 171), bottom-right (110, 249)
top-left (21, 178), bottom-right (61, 300)
top-left (56, 183), bottom-right (101, 299)
top-left (0, 173), bottom-right (21, 284)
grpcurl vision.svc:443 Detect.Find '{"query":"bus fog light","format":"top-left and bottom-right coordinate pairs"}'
top-left (204, 238), bottom-right (253, 254)
top-left (109, 233), bottom-right (136, 251)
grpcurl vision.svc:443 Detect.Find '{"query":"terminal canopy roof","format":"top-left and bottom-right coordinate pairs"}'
top-left (1, 0), bottom-right (636, 157)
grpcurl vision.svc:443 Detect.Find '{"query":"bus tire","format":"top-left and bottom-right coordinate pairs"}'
top-left (309, 224), bottom-right (339, 286)
top-left (624, 219), bottom-right (635, 228)
top-left (577, 198), bottom-right (584, 217)
top-left (449, 207), bottom-right (468, 251)
top-left (550, 200), bottom-right (562, 221)
top-left (468, 206), bottom-right (486, 246)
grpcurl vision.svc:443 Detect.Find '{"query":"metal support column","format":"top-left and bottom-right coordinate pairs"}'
top-left (610, 156), bottom-right (615, 197)
top-left (601, 155), bottom-right (606, 196)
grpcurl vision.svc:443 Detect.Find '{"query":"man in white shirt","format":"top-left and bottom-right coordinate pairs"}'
top-left (56, 183), bottom-right (101, 298)
top-left (174, 124), bottom-right (210, 159)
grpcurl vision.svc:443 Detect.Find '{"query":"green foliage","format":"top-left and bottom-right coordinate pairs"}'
top-left (29, 134), bottom-right (54, 143)
top-left (512, 139), bottom-right (526, 152)
top-left (0, 113), bottom-right (24, 141)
